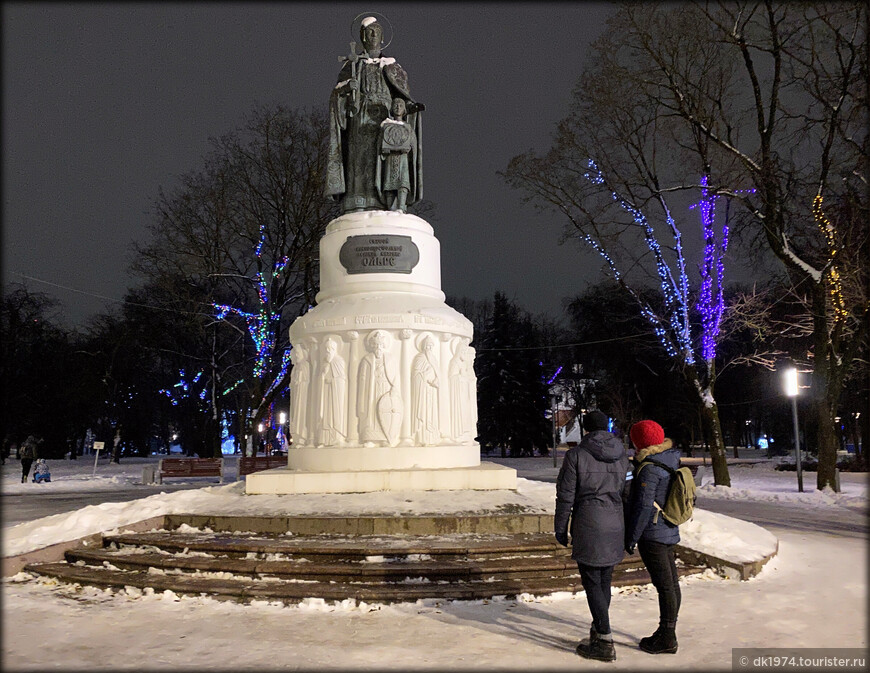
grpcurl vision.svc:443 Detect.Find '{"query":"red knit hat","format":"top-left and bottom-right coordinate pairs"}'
top-left (630, 420), bottom-right (665, 450)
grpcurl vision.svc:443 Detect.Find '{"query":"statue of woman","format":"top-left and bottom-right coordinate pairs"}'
top-left (326, 16), bottom-right (423, 213)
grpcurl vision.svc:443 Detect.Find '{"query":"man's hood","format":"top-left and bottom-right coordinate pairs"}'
top-left (580, 431), bottom-right (626, 463)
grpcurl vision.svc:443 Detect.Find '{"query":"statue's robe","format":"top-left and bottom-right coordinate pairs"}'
top-left (411, 352), bottom-right (439, 445)
top-left (356, 353), bottom-right (391, 442)
top-left (326, 57), bottom-right (423, 212)
top-left (318, 355), bottom-right (346, 445)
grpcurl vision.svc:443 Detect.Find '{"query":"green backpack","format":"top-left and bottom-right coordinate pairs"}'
top-left (636, 458), bottom-right (697, 526)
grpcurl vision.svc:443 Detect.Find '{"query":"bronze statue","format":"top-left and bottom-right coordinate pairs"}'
top-left (326, 16), bottom-right (423, 213)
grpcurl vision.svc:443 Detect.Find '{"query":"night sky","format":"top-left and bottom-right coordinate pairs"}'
top-left (3, 2), bottom-right (618, 327)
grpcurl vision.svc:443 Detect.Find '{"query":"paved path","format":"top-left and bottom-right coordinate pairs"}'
top-left (2, 483), bottom-right (218, 528)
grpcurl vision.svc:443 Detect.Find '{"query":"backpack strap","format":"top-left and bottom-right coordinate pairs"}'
top-left (642, 457), bottom-right (676, 474)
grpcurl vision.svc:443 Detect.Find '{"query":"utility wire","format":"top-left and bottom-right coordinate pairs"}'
top-left (476, 333), bottom-right (652, 352)
top-left (14, 273), bottom-right (211, 317)
top-left (13, 272), bottom-right (658, 349)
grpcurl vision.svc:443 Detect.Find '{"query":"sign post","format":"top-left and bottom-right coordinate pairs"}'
top-left (92, 441), bottom-right (105, 477)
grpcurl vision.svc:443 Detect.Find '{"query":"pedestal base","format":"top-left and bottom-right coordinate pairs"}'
top-left (288, 443), bottom-right (480, 471)
top-left (244, 462), bottom-right (517, 495)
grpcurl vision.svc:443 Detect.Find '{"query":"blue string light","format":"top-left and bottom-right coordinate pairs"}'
top-left (213, 214), bottom-right (291, 390)
top-left (583, 160), bottom-right (692, 363)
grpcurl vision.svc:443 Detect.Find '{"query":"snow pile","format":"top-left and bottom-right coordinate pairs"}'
top-left (680, 509), bottom-right (778, 563)
top-left (696, 463), bottom-right (867, 508)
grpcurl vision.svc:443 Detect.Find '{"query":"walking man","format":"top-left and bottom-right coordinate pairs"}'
top-left (555, 410), bottom-right (631, 662)
top-left (19, 434), bottom-right (39, 483)
top-left (625, 419), bottom-right (682, 654)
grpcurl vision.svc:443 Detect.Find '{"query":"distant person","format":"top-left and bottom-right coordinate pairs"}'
top-left (20, 434), bottom-right (40, 483)
top-left (625, 419), bottom-right (682, 655)
top-left (111, 428), bottom-right (121, 464)
top-left (555, 410), bottom-right (632, 662)
top-left (1, 435), bottom-right (13, 465)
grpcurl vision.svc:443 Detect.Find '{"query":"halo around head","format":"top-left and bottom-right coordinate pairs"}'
top-left (351, 11), bottom-right (393, 50)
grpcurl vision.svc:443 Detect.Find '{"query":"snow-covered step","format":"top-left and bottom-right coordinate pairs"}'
top-left (100, 531), bottom-right (572, 560)
top-left (27, 560), bottom-right (702, 604)
top-left (64, 547), bottom-right (646, 582)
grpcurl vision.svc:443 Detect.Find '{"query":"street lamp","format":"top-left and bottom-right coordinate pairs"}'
top-left (784, 367), bottom-right (803, 492)
top-left (278, 412), bottom-right (288, 451)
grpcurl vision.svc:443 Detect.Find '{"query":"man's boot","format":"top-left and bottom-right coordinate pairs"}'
top-left (639, 625), bottom-right (678, 654)
top-left (577, 626), bottom-right (616, 662)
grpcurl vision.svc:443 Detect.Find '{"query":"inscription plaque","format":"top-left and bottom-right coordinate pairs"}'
top-left (339, 235), bottom-right (420, 274)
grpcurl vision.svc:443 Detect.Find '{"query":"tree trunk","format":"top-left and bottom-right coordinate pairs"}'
top-left (699, 401), bottom-right (731, 487)
top-left (810, 283), bottom-right (840, 491)
top-left (688, 367), bottom-right (731, 486)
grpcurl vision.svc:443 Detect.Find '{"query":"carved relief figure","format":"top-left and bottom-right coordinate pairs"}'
top-left (357, 330), bottom-right (395, 444)
top-left (463, 345), bottom-right (478, 440)
top-left (289, 344), bottom-right (310, 444)
top-left (411, 333), bottom-right (440, 445)
top-left (326, 16), bottom-right (423, 213)
top-left (448, 340), bottom-right (472, 441)
top-left (318, 337), bottom-right (347, 445)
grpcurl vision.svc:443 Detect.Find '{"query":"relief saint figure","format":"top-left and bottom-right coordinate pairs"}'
top-left (411, 334), bottom-right (440, 445)
top-left (448, 340), bottom-right (473, 441)
top-left (326, 16), bottom-right (423, 213)
top-left (289, 344), bottom-right (310, 444)
top-left (357, 330), bottom-right (394, 444)
top-left (317, 337), bottom-right (347, 445)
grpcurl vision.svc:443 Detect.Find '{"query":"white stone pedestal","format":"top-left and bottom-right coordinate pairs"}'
top-left (246, 210), bottom-right (516, 494)
top-left (245, 463), bottom-right (517, 495)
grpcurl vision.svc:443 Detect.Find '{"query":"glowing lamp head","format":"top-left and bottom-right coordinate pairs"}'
top-left (279, 412), bottom-right (287, 425)
top-left (784, 368), bottom-right (799, 397)
top-left (258, 423), bottom-right (264, 433)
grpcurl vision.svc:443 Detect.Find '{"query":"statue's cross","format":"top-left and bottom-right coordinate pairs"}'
top-left (339, 41), bottom-right (362, 116)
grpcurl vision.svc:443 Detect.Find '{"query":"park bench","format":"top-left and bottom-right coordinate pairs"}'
top-left (238, 455), bottom-right (288, 478)
top-left (145, 458), bottom-right (224, 484)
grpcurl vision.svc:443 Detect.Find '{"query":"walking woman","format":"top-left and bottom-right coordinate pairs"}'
top-left (625, 420), bottom-right (682, 654)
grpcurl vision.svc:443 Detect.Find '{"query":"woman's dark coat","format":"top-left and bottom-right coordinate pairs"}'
top-left (625, 440), bottom-right (682, 547)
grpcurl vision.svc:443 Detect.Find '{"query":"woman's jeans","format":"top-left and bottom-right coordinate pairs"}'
top-left (576, 563), bottom-right (614, 635)
top-left (638, 540), bottom-right (681, 629)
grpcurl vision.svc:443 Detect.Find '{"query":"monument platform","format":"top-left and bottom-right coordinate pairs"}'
top-left (244, 461), bottom-right (517, 495)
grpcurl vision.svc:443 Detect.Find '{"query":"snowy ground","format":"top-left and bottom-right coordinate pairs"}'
top-left (2, 454), bottom-right (867, 670)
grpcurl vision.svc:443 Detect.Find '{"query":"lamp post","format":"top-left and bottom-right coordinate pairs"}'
top-left (551, 392), bottom-right (558, 468)
top-left (784, 367), bottom-right (803, 492)
top-left (278, 412), bottom-right (287, 451)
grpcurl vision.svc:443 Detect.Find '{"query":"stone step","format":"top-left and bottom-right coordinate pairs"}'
top-left (27, 561), bottom-right (704, 604)
top-left (65, 547), bottom-right (646, 581)
top-left (101, 531), bottom-right (581, 560)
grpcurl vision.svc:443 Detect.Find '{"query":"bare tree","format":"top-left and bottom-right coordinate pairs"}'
top-left (133, 104), bottom-right (338, 455)
top-left (507, 1), bottom-right (868, 490)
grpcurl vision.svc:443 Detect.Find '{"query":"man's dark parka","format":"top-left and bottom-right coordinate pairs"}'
top-left (554, 430), bottom-right (631, 567)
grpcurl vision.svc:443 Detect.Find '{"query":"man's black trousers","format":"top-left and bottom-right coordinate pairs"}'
top-left (576, 563), bottom-right (614, 635)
